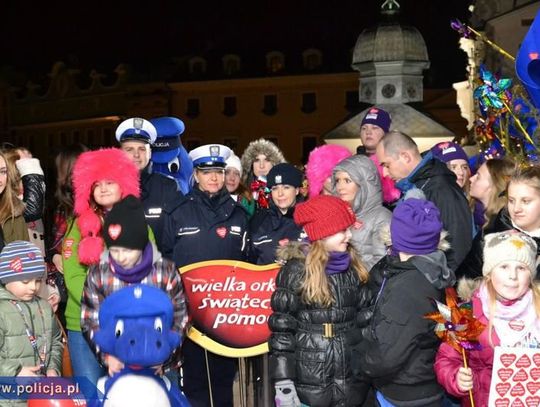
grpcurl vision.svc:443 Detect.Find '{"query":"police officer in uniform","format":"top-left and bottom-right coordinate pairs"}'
top-left (165, 144), bottom-right (248, 407)
top-left (115, 117), bottom-right (181, 258)
top-left (248, 163), bottom-right (305, 265)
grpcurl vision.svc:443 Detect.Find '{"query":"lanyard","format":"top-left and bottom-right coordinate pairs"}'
top-left (10, 300), bottom-right (47, 374)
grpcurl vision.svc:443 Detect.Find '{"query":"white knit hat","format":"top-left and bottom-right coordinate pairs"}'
top-left (483, 231), bottom-right (538, 277)
top-left (225, 154), bottom-right (242, 177)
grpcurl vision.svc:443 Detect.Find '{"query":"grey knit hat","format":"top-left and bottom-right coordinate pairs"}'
top-left (0, 241), bottom-right (46, 284)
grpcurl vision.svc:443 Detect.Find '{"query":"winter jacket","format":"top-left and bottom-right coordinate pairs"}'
top-left (248, 204), bottom-right (304, 265)
top-left (333, 155), bottom-right (391, 270)
top-left (354, 251), bottom-right (455, 406)
top-left (165, 187), bottom-right (249, 268)
top-left (406, 158), bottom-right (473, 271)
top-left (81, 242), bottom-right (188, 356)
top-left (17, 158), bottom-right (45, 223)
top-left (0, 285), bottom-right (62, 406)
top-left (434, 290), bottom-right (496, 407)
top-left (269, 242), bottom-right (372, 407)
top-left (2, 214), bottom-right (29, 244)
top-left (140, 164), bottom-right (182, 258)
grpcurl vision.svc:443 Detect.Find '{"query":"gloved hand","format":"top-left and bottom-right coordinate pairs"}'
top-left (274, 379), bottom-right (302, 407)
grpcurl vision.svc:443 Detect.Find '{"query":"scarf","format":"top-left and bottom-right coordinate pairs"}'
top-left (395, 151), bottom-right (433, 195)
top-left (325, 251), bottom-right (351, 275)
top-left (479, 283), bottom-right (540, 347)
top-left (109, 243), bottom-right (154, 283)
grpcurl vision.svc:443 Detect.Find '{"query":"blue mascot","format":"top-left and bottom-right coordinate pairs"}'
top-left (150, 116), bottom-right (193, 195)
top-left (93, 285), bottom-right (190, 407)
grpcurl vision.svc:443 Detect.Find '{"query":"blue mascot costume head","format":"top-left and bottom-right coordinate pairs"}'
top-left (150, 117), bottom-right (193, 195)
top-left (94, 285), bottom-right (189, 407)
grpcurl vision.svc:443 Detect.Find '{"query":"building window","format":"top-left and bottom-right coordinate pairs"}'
top-left (189, 57), bottom-right (207, 75)
top-left (185, 139), bottom-right (202, 151)
top-left (302, 49), bottom-right (322, 70)
top-left (186, 98), bottom-right (200, 119)
top-left (223, 96), bottom-right (237, 117)
top-left (301, 92), bottom-right (317, 114)
top-left (302, 136), bottom-right (318, 164)
top-left (224, 138), bottom-right (239, 151)
top-left (222, 54), bottom-right (241, 75)
top-left (266, 51), bottom-right (285, 74)
top-left (262, 94), bottom-right (277, 115)
top-left (345, 90), bottom-right (359, 112)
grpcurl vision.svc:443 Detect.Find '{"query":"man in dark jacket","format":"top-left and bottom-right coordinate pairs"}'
top-left (376, 131), bottom-right (472, 270)
top-left (115, 117), bottom-right (181, 258)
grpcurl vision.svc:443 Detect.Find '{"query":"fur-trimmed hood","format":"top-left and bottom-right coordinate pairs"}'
top-left (240, 138), bottom-right (286, 183)
top-left (276, 241), bottom-right (308, 264)
top-left (305, 145), bottom-right (351, 198)
top-left (72, 148), bottom-right (140, 265)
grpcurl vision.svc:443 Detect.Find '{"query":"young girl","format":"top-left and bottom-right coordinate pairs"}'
top-left (63, 148), bottom-right (140, 385)
top-left (435, 231), bottom-right (540, 407)
top-left (269, 195), bottom-right (371, 406)
top-left (0, 241), bottom-right (62, 394)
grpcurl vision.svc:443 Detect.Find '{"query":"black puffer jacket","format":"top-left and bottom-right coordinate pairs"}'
top-left (354, 252), bottom-right (455, 406)
top-left (269, 242), bottom-right (372, 407)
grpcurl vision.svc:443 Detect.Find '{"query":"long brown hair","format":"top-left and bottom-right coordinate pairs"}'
top-left (301, 241), bottom-right (368, 307)
top-left (0, 150), bottom-right (25, 223)
top-left (54, 144), bottom-right (89, 218)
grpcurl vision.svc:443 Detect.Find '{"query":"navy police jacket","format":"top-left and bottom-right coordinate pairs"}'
top-left (248, 205), bottom-right (304, 265)
top-left (140, 165), bottom-right (182, 258)
top-left (165, 187), bottom-right (248, 267)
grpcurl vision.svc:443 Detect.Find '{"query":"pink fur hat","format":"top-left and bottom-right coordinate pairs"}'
top-left (72, 148), bottom-right (140, 265)
top-left (305, 145), bottom-right (351, 198)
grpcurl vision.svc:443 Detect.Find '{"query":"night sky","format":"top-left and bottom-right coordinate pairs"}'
top-left (1, 0), bottom-right (471, 87)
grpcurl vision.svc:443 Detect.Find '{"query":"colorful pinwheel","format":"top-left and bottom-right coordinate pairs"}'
top-left (450, 19), bottom-right (472, 39)
top-left (474, 65), bottom-right (512, 112)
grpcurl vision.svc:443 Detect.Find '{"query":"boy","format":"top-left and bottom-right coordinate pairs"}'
top-left (354, 198), bottom-right (456, 406)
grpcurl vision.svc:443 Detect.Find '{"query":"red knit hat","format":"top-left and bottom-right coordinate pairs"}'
top-left (294, 195), bottom-right (356, 241)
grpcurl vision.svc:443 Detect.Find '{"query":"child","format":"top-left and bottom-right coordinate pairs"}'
top-left (269, 195), bottom-right (371, 407)
top-left (0, 241), bottom-right (62, 386)
top-left (354, 198), bottom-right (456, 406)
top-left (81, 195), bottom-right (188, 376)
top-left (435, 231), bottom-right (540, 407)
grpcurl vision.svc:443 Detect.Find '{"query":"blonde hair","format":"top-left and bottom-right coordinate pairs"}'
top-left (301, 241), bottom-right (368, 307)
top-left (0, 150), bottom-right (25, 224)
top-left (483, 276), bottom-right (540, 347)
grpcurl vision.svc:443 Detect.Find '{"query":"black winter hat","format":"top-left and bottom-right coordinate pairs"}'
top-left (103, 195), bottom-right (149, 250)
top-left (267, 163), bottom-right (303, 189)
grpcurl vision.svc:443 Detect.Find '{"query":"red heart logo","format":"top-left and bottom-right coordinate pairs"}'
top-left (498, 368), bottom-right (514, 382)
top-left (516, 354), bottom-right (531, 368)
top-left (501, 354), bottom-right (517, 367)
top-left (497, 382), bottom-right (511, 397)
top-left (216, 227), bottom-right (227, 238)
top-left (278, 239), bottom-right (289, 247)
top-left (533, 354), bottom-right (540, 367)
top-left (108, 224), bottom-right (122, 240)
top-left (526, 396), bottom-right (540, 407)
top-left (530, 52), bottom-right (539, 60)
top-left (63, 249), bottom-right (72, 259)
top-left (512, 399), bottom-right (525, 407)
top-left (514, 369), bottom-right (529, 382)
top-left (509, 320), bottom-right (525, 331)
top-left (27, 252), bottom-right (36, 260)
top-left (511, 383), bottom-right (526, 397)
top-left (495, 398), bottom-right (510, 407)
top-left (181, 261), bottom-right (280, 354)
top-left (9, 258), bottom-right (23, 272)
top-left (530, 368), bottom-right (540, 381)
top-left (527, 382), bottom-right (540, 395)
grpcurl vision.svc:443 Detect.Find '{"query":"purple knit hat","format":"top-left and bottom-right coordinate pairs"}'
top-left (360, 107), bottom-right (391, 133)
top-left (431, 141), bottom-right (468, 163)
top-left (391, 198), bottom-right (443, 255)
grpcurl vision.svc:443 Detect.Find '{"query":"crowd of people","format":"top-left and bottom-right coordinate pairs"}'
top-left (0, 107), bottom-right (540, 407)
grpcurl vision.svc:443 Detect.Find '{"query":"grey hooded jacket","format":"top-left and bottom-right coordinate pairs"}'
top-left (333, 155), bottom-right (392, 270)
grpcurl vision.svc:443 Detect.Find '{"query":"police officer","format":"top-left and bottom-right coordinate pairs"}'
top-left (166, 143), bottom-right (248, 407)
top-left (248, 163), bottom-right (305, 265)
top-left (115, 117), bottom-right (181, 258)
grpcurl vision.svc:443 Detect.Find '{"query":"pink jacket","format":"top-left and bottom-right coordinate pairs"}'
top-left (434, 291), bottom-right (498, 407)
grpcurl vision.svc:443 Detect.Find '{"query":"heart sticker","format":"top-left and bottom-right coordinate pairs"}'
top-left (516, 354), bottom-right (532, 368)
top-left (526, 381), bottom-right (540, 395)
top-left (513, 369), bottom-right (529, 382)
top-left (533, 354), bottom-right (540, 367)
top-left (495, 398), bottom-right (510, 407)
top-left (526, 396), bottom-right (540, 407)
top-left (511, 398), bottom-right (525, 407)
top-left (108, 224), bottom-right (122, 240)
top-left (181, 260), bottom-right (280, 357)
top-left (530, 368), bottom-right (540, 381)
top-left (509, 320), bottom-right (525, 331)
top-left (496, 382), bottom-right (511, 397)
top-left (511, 383), bottom-right (526, 397)
top-left (216, 227), bottom-right (227, 238)
top-left (498, 368), bottom-right (514, 382)
top-left (501, 353), bottom-right (517, 367)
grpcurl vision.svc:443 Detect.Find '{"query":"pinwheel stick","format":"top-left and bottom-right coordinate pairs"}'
top-left (502, 100), bottom-right (538, 149)
top-left (467, 25), bottom-right (515, 61)
top-left (461, 347), bottom-right (475, 407)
